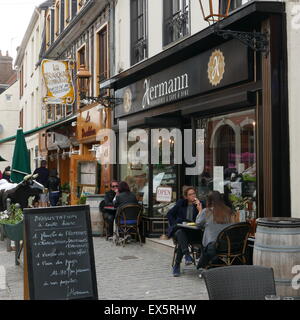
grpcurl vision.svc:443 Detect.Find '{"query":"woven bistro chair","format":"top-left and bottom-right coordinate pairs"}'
top-left (202, 265), bottom-right (277, 300)
top-left (206, 222), bottom-right (251, 268)
top-left (114, 204), bottom-right (143, 247)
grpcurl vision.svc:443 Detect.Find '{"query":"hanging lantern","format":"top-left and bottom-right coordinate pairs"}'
top-left (198, 0), bottom-right (232, 24)
top-left (77, 64), bottom-right (91, 100)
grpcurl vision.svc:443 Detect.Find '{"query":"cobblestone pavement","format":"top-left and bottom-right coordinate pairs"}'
top-left (0, 237), bottom-right (208, 300)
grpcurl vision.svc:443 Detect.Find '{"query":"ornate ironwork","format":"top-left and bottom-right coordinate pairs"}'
top-left (213, 25), bottom-right (269, 56)
top-left (133, 38), bottom-right (147, 63)
top-left (167, 10), bottom-right (189, 39)
top-left (80, 92), bottom-right (123, 108)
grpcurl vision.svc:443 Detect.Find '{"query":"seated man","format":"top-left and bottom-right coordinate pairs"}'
top-left (99, 180), bottom-right (119, 238)
top-left (167, 186), bottom-right (203, 277)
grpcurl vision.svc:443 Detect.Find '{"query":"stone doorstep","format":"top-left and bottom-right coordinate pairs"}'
top-left (144, 238), bottom-right (175, 256)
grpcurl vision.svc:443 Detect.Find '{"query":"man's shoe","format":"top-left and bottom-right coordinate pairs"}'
top-left (185, 254), bottom-right (194, 266)
top-left (172, 264), bottom-right (180, 277)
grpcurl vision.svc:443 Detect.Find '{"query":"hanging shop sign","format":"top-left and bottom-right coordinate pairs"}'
top-left (115, 39), bottom-right (253, 118)
top-left (42, 59), bottom-right (75, 105)
top-left (77, 108), bottom-right (101, 142)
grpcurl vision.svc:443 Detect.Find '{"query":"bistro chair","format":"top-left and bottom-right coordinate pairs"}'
top-left (205, 222), bottom-right (251, 268)
top-left (172, 240), bottom-right (203, 267)
top-left (113, 204), bottom-right (143, 247)
top-left (202, 265), bottom-right (277, 300)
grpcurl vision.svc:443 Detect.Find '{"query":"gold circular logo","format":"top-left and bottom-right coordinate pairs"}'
top-left (208, 50), bottom-right (225, 87)
top-left (123, 88), bottom-right (132, 113)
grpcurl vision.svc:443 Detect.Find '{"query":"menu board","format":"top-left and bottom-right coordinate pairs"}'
top-left (24, 206), bottom-right (98, 300)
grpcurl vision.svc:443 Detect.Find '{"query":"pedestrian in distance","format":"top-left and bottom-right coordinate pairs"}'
top-left (46, 169), bottom-right (61, 207)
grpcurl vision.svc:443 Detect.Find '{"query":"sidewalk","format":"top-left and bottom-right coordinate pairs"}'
top-left (0, 237), bottom-right (209, 300)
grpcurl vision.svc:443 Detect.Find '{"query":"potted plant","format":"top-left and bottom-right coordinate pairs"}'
top-left (229, 194), bottom-right (250, 222)
top-left (61, 182), bottom-right (71, 205)
top-left (0, 204), bottom-right (23, 241)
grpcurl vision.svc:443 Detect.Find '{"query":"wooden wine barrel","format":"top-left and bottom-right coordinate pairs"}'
top-left (253, 217), bottom-right (300, 297)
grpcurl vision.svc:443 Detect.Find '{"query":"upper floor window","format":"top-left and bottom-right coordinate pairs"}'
top-left (220, 0), bottom-right (250, 15)
top-left (163, 0), bottom-right (190, 47)
top-left (130, 0), bottom-right (148, 66)
top-left (65, 0), bottom-right (70, 25)
top-left (97, 26), bottom-right (108, 84)
top-left (55, 1), bottom-right (60, 38)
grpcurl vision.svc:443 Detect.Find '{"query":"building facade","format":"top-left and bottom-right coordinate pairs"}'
top-left (104, 0), bottom-right (291, 237)
top-left (41, 0), bottom-right (115, 204)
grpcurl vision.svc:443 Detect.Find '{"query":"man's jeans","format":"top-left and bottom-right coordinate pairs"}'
top-left (173, 228), bottom-right (202, 265)
top-left (49, 191), bottom-right (60, 207)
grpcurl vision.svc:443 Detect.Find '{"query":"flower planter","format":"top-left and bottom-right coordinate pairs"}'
top-left (3, 221), bottom-right (23, 241)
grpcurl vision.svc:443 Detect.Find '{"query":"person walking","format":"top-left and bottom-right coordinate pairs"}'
top-left (33, 160), bottom-right (49, 187)
top-left (46, 169), bottom-right (61, 207)
top-left (2, 166), bottom-right (12, 182)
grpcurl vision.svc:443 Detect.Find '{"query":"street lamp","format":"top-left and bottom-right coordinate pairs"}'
top-left (198, 0), bottom-right (232, 24)
top-left (77, 64), bottom-right (92, 102)
top-left (198, 0), bottom-right (269, 56)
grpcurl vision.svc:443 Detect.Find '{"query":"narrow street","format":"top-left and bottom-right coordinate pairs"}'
top-left (0, 237), bottom-right (209, 300)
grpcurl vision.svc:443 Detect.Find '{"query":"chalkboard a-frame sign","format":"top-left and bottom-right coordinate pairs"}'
top-left (24, 205), bottom-right (98, 300)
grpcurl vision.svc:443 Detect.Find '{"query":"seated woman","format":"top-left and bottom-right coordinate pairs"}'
top-left (196, 190), bottom-right (234, 270)
top-left (113, 181), bottom-right (138, 208)
top-left (167, 186), bottom-right (203, 277)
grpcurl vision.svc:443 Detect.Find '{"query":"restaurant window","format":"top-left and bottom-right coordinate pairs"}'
top-left (186, 109), bottom-right (257, 220)
top-left (163, 0), bottom-right (190, 47)
top-left (97, 26), bottom-right (108, 85)
top-left (130, 0), bottom-right (148, 66)
top-left (77, 161), bottom-right (100, 197)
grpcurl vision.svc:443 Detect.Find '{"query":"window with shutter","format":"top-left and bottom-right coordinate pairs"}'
top-left (163, 0), bottom-right (190, 46)
top-left (130, 0), bottom-right (147, 66)
top-left (98, 27), bottom-right (108, 84)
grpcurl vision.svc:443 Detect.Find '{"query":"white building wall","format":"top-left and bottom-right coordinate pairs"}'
top-left (114, 0), bottom-right (221, 74)
top-left (286, 2), bottom-right (300, 218)
top-left (17, 10), bottom-right (45, 172)
top-left (0, 81), bottom-right (19, 172)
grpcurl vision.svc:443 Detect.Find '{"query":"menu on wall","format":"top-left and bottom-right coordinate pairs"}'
top-left (24, 206), bottom-right (98, 300)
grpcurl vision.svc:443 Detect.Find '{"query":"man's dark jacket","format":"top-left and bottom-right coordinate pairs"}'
top-left (33, 167), bottom-right (49, 187)
top-left (167, 199), bottom-right (199, 238)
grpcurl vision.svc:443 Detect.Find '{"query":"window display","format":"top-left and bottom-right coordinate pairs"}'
top-left (189, 109), bottom-right (257, 219)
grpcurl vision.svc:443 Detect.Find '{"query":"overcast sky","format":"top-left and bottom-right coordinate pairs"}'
top-left (0, 0), bottom-right (43, 64)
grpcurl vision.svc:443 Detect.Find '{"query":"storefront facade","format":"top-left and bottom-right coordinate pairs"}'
top-left (108, 2), bottom-right (290, 237)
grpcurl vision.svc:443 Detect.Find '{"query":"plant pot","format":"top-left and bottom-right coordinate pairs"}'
top-left (3, 221), bottom-right (23, 241)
